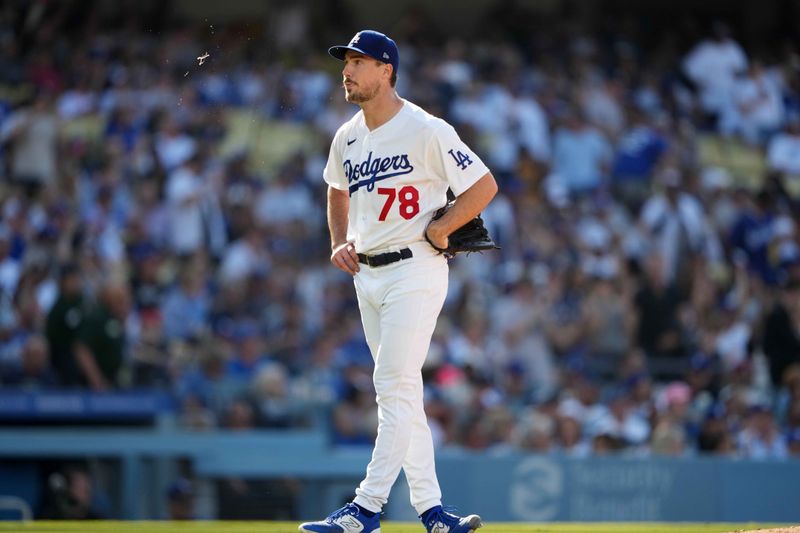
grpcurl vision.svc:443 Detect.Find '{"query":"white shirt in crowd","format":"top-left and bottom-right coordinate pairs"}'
top-left (767, 132), bottom-right (800, 175)
top-left (683, 37), bottom-right (748, 115)
top-left (721, 67), bottom-right (784, 143)
top-left (219, 234), bottom-right (269, 284)
top-left (513, 94), bottom-right (551, 162)
top-left (166, 165), bottom-right (205, 254)
top-left (640, 191), bottom-right (713, 282)
top-left (1, 109), bottom-right (59, 185)
top-left (255, 181), bottom-right (316, 226)
top-left (156, 130), bottom-right (196, 172)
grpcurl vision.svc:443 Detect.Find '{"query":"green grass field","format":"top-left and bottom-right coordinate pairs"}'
top-left (0, 522), bottom-right (788, 533)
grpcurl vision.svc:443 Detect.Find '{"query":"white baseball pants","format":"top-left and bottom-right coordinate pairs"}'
top-left (352, 242), bottom-right (448, 516)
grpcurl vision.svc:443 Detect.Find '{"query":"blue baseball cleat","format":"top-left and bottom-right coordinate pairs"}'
top-left (299, 503), bottom-right (381, 533)
top-left (421, 506), bottom-right (483, 533)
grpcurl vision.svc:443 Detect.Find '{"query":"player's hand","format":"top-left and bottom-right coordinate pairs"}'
top-left (331, 241), bottom-right (360, 276)
top-left (425, 221), bottom-right (449, 251)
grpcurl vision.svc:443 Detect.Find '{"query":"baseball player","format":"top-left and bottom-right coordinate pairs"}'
top-left (299, 30), bottom-right (497, 533)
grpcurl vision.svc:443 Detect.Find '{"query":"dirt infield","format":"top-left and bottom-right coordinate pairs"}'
top-left (730, 526), bottom-right (800, 533)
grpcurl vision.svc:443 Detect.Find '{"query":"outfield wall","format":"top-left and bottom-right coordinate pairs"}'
top-left (421, 453), bottom-right (800, 522)
top-left (1, 428), bottom-right (798, 521)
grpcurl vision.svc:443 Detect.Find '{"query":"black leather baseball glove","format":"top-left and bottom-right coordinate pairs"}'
top-left (425, 200), bottom-right (500, 258)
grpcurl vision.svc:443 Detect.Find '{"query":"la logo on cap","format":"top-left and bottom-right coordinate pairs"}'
top-left (350, 33), bottom-right (361, 45)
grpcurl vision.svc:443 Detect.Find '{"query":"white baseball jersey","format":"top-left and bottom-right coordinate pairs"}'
top-left (323, 99), bottom-right (489, 254)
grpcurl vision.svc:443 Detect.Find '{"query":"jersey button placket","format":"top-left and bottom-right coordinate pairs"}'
top-left (359, 135), bottom-right (370, 226)
top-left (362, 133), bottom-right (371, 154)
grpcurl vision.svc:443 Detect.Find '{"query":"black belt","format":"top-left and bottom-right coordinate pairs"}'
top-left (357, 247), bottom-right (413, 267)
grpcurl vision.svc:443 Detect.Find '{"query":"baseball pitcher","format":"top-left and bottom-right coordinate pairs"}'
top-left (300, 29), bottom-right (498, 533)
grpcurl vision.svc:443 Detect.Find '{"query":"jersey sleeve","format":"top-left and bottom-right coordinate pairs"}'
top-left (323, 132), bottom-right (348, 191)
top-left (427, 123), bottom-right (490, 196)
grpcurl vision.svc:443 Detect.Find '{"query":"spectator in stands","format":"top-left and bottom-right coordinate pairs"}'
top-left (715, 295), bottom-right (755, 375)
top-left (579, 75), bottom-right (626, 139)
top-left (492, 279), bottom-right (559, 402)
top-left (496, 361), bottom-right (536, 416)
top-left (738, 404), bottom-right (789, 459)
top-left (511, 86), bottom-right (551, 166)
top-left (332, 365), bottom-right (378, 445)
top-left (696, 406), bottom-right (738, 456)
top-left (651, 382), bottom-right (692, 456)
top-left (0, 224), bottom-right (20, 298)
top-left (221, 398), bottom-right (257, 431)
top-left (80, 177), bottom-right (128, 269)
top-left (128, 242), bottom-right (167, 316)
top-left (788, 429), bottom-right (800, 457)
top-left (0, 333), bottom-right (56, 387)
top-left (684, 353), bottom-right (720, 417)
top-left (155, 115), bottom-right (196, 173)
top-left (447, 314), bottom-right (494, 371)
top-left (543, 267), bottom-right (588, 364)
top-left (722, 59), bottom-right (785, 145)
top-left (0, 89), bottom-right (60, 190)
top-left (548, 105), bottom-right (612, 197)
top-left (766, 115), bottom-right (800, 177)
top-left (39, 465), bottom-right (111, 520)
top-left (640, 167), bottom-right (714, 289)
top-left (0, 283), bottom-right (34, 375)
top-left (624, 368), bottom-right (656, 423)
top-left (730, 189), bottom-right (783, 285)
top-left (249, 362), bottom-right (299, 428)
top-left (632, 254), bottom-right (685, 366)
top-left (591, 388), bottom-right (651, 452)
top-left (162, 262), bottom-right (211, 342)
top-left (512, 409), bottom-right (556, 453)
top-left (165, 153), bottom-right (214, 257)
top-left (682, 21), bottom-right (748, 130)
top-left (554, 413), bottom-right (591, 457)
top-left (784, 400), bottom-right (800, 437)
top-left (2, 0), bottom-right (800, 466)
top-left (775, 364), bottom-right (800, 428)
top-left (611, 107), bottom-right (668, 213)
top-left (254, 162), bottom-right (316, 231)
top-left (166, 478), bottom-right (195, 520)
top-left (558, 372), bottom-right (604, 439)
top-left (582, 268), bottom-right (631, 379)
top-left (130, 179), bottom-right (170, 251)
top-left (225, 321), bottom-right (269, 384)
top-left (74, 281), bottom-right (130, 390)
top-left (45, 263), bottom-right (85, 387)
top-left (129, 310), bottom-right (170, 388)
top-left (218, 225), bottom-right (269, 285)
top-left (104, 106), bottom-right (145, 153)
top-left (177, 338), bottom-right (238, 428)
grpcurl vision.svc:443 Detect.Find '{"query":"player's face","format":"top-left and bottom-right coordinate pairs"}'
top-left (342, 51), bottom-right (386, 103)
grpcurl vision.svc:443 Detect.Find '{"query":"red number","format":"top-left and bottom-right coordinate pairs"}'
top-left (398, 186), bottom-right (420, 219)
top-left (376, 186), bottom-right (419, 221)
top-left (377, 188), bottom-right (396, 221)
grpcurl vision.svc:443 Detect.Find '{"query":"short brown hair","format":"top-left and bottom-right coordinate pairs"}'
top-left (375, 59), bottom-right (397, 87)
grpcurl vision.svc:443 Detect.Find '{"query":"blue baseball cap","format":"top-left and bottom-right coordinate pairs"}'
top-left (329, 30), bottom-right (399, 75)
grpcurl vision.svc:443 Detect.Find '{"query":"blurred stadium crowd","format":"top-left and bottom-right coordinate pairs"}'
top-left (1, 1), bottom-right (800, 463)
